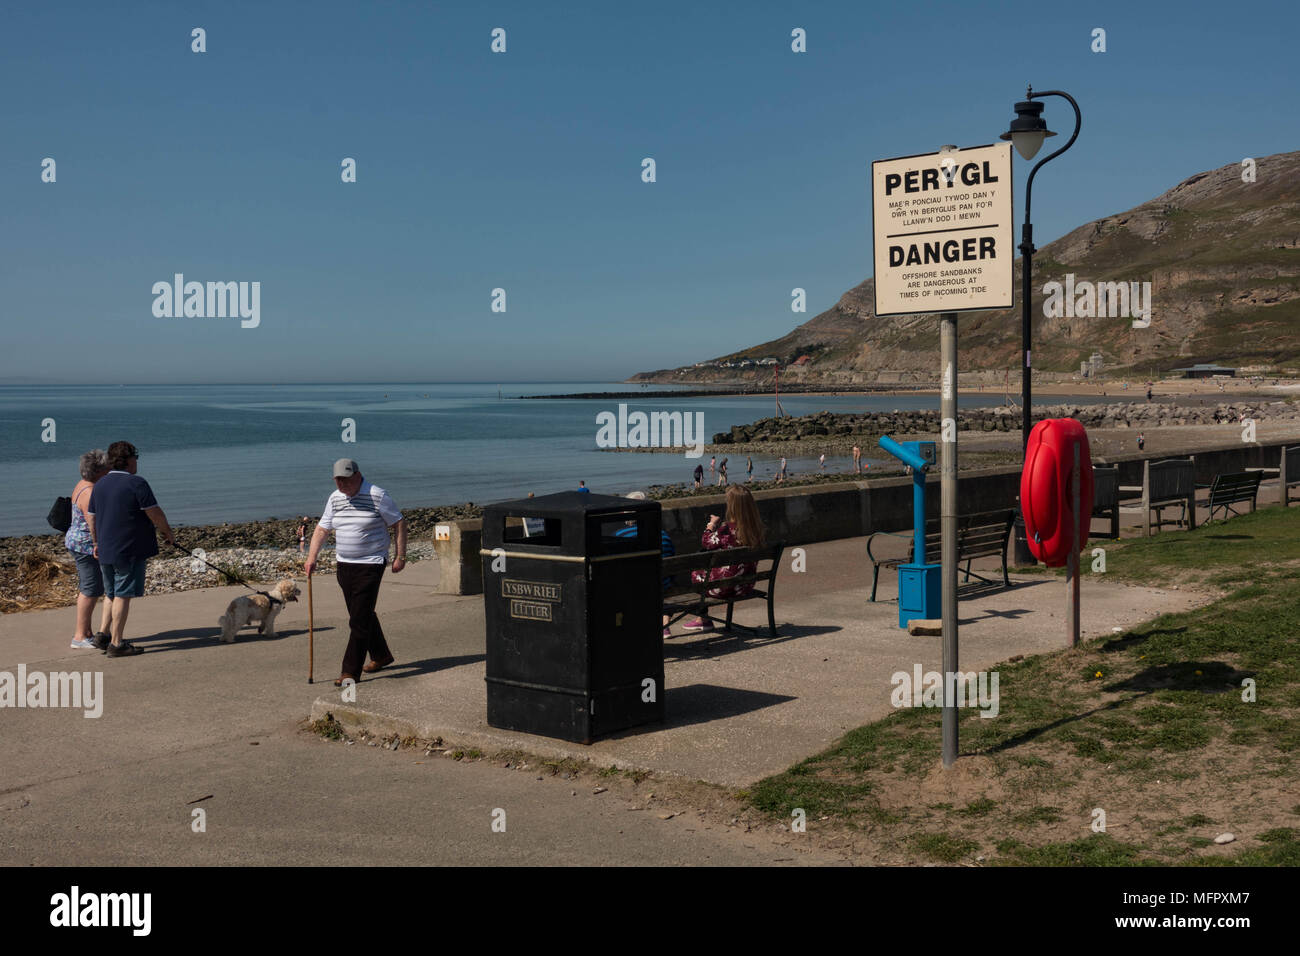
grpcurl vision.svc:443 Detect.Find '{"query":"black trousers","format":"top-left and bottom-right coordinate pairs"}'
top-left (336, 561), bottom-right (392, 678)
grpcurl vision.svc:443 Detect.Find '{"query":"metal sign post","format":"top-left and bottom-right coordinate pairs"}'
top-left (1066, 442), bottom-right (1081, 646)
top-left (870, 142), bottom-right (1013, 768)
top-left (940, 314), bottom-right (959, 767)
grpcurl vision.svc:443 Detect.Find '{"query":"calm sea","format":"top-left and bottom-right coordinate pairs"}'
top-left (0, 383), bottom-right (1101, 537)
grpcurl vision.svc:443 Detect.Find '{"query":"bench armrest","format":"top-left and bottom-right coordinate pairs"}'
top-left (867, 530), bottom-right (912, 562)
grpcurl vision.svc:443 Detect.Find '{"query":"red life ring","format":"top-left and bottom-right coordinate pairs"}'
top-left (1020, 418), bottom-right (1094, 567)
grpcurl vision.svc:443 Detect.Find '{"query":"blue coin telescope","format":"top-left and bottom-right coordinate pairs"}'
top-left (878, 436), bottom-right (940, 627)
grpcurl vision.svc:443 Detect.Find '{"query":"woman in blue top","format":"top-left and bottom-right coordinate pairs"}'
top-left (65, 450), bottom-right (112, 649)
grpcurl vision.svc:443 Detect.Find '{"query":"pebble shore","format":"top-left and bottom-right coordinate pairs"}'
top-left (0, 542), bottom-right (437, 613)
top-left (0, 507), bottom-right (469, 612)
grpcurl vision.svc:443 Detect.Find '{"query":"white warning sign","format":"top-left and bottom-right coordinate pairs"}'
top-left (871, 143), bottom-right (1013, 317)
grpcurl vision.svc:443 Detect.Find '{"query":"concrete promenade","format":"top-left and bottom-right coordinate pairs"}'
top-left (3, 483), bottom-right (1270, 864)
top-left (310, 536), bottom-right (1204, 786)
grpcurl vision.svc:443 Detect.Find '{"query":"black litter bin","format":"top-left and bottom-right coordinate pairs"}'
top-left (482, 491), bottom-right (665, 743)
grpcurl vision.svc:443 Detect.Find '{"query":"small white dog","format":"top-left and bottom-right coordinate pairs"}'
top-left (217, 579), bottom-right (300, 643)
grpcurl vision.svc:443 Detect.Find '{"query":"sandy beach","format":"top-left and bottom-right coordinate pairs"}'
top-left (625, 377), bottom-right (1290, 400)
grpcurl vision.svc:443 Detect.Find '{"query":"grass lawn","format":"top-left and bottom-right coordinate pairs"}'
top-left (743, 505), bottom-right (1300, 865)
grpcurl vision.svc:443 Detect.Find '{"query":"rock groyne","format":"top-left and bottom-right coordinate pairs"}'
top-left (713, 401), bottom-right (1298, 444)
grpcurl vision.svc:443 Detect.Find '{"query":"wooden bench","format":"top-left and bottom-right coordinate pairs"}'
top-left (1119, 456), bottom-right (1196, 536)
top-left (1202, 471), bottom-right (1263, 522)
top-left (1285, 446), bottom-right (1300, 507)
top-left (1091, 463), bottom-right (1120, 539)
top-left (866, 509), bottom-right (1014, 602)
top-left (662, 543), bottom-right (784, 637)
top-left (1246, 445), bottom-right (1300, 507)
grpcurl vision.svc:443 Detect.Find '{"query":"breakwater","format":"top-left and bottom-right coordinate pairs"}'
top-left (713, 400), bottom-right (1298, 444)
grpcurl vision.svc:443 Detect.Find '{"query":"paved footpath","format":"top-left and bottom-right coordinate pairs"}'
top-left (0, 561), bottom-right (844, 865)
top-left (0, 506), bottom-right (1221, 865)
top-left (311, 537), bottom-right (1206, 786)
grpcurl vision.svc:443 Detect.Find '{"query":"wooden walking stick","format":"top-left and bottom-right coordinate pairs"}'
top-left (307, 572), bottom-right (314, 684)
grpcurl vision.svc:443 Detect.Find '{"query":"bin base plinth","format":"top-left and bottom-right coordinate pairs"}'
top-left (487, 677), bottom-right (664, 745)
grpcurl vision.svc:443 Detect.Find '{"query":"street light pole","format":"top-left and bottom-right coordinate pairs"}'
top-left (1001, 86), bottom-right (1081, 564)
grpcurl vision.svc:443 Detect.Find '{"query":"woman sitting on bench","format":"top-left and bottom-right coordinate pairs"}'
top-left (684, 485), bottom-right (766, 632)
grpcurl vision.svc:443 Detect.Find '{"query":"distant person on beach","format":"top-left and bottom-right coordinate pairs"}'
top-left (693, 463), bottom-right (704, 489)
top-left (305, 459), bottom-right (406, 687)
top-left (683, 485), bottom-right (766, 632)
top-left (1146, 388), bottom-right (1153, 402)
top-left (709, 455), bottom-right (716, 473)
top-left (718, 458), bottom-right (728, 486)
top-left (85, 441), bottom-right (176, 657)
top-left (819, 453), bottom-right (825, 471)
top-left (852, 445), bottom-right (861, 473)
top-left (778, 457), bottom-right (788, 483)
top-left (746, 456), bottom-right (753, 482)
top-left (297, 516), bottom-right (308, 555)
top-left (577, 480), bottom-right (590, 493)
top-left (65, 449), bottom-right (112, 649)
top-left (1137, 432), bottom-right (1146, 452)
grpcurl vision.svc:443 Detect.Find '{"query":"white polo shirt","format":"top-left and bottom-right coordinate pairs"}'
top-left (319, 480), bottom-right (403, 564)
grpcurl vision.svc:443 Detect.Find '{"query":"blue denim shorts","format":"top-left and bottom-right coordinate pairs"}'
top-left (70, 551), bottom-right (105, 598)
top-left (101, 559), bottom-right (147, 598)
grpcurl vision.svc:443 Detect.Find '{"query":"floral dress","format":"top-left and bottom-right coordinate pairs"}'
top-left (64, 485), bottom-right (94, 555)
top-left (690, 521), bottom-right (757, 600)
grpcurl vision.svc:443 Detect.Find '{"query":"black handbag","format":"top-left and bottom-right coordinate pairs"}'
top-left (47, 496), bottom-right (73, 533)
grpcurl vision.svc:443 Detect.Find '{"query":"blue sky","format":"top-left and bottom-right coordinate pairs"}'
top-left (2, 0), bottom-right (1296, 384)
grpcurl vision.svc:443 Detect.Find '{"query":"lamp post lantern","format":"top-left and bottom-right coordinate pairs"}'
top-left (1000, 86), bottom-right (1081, 564)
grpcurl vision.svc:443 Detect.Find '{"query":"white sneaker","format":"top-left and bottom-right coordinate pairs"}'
top-left (70, 637), bottom-right (97, 649)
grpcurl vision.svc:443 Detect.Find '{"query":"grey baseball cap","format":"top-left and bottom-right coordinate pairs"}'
top-left (333, 458), bottom-right (359, 478)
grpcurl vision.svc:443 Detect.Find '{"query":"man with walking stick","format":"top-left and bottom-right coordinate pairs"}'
top-left (304, 459), bottom-right (406, 687)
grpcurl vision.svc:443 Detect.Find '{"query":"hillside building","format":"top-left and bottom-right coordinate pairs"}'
top-left (1173, 364), bottom-right (1237, 379)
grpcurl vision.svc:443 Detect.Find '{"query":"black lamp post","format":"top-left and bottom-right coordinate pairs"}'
top-left (1000, 86), bottom-right (1081, 565)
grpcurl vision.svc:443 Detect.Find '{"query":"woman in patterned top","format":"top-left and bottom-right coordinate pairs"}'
top-left (683, 485), bottom-right (766, 631)
top-left (65, 449), bottom-right (112, 649)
